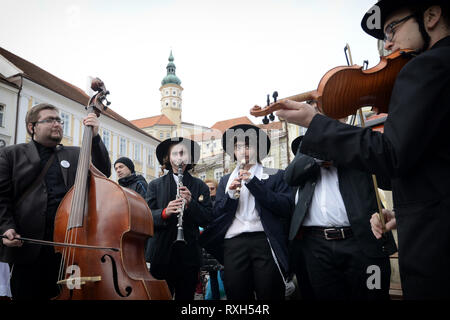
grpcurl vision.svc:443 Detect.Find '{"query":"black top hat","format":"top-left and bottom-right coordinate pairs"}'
top-left (156, 137), bottom-right (200, 166)
top-left (222, 124), bottom-right (271, 160)
top-left (291, 135), bottom-right (304, 155)
top-left (361, 0), bottom-right (439, 40)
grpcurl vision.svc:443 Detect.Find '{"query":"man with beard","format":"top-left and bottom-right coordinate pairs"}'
top-left (0, 103), bottom-right (111, 300)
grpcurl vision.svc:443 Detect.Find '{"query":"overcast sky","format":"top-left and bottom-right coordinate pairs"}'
top-left (1, 0), bottom-right (381, 128)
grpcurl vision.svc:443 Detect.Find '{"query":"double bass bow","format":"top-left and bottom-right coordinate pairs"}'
top-left (53, 78), bottom-right (171, 300)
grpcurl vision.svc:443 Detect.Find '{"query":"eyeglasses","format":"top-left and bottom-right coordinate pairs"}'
top-left (235, 145), bottom-right (250, 151)
top-left (35, 118), bottom-right (64, 125)
top-left (384, 14), bottom-right (414, 42)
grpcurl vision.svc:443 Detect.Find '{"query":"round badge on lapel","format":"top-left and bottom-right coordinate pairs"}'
top-left (60, 160), bottom-right (70, 169)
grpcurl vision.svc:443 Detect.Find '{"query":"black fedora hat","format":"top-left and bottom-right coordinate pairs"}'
top-left (360, 0), bottom-right (440, 40)
top-left (291, 135), bottom-right (304, 155)
top-left (222, 124), bottom-right (271, 160)
top-left (156, 137), bottom-right (200, 166)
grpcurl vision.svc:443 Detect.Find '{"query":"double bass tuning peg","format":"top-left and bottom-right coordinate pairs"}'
top-left (262, 115), bottom-right (269, 125)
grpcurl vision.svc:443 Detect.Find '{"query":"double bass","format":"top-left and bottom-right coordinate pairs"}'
top-left (53, 78), bottom-right (171, 300)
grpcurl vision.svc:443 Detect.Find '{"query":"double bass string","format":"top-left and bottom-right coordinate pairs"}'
top-left (58, 112), bottom-right (94, 285)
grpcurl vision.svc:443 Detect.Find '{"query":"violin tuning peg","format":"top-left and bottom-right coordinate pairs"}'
top-left (269, 113), bottom-right (275, 121)
top-left (262, 116), bottom-right (269, 125)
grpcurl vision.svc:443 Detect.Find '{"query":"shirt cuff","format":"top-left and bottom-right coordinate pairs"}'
top-left (161, 208), bottom-right (169, 219)
top-left (227, 189), bottom-right (236, 198)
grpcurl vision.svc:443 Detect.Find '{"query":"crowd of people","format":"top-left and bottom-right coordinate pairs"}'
top-left (1, 0), bottom-right (449, 300)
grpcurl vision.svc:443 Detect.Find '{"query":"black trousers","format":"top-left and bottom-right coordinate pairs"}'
top-left (223, 232), bottom-right (285, 300)
top-left (298, 233), bottom-right (391, 300)
top-left (290, 240), bottom-right (315, 300)
top-left (150, 263), bottom-right (199, 300)
top-left (396, 197), bottom-right (450, 299)
top-left (10, 246), bottom-right (61, 300)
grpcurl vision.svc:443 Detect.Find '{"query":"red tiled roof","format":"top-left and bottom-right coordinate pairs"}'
top-left (131, 114), bottom-right (175, 128)
top-left (190, 129), bottom-right (223, 142)
top-left (0, 46), bottom-right (159, 142)
top-left (210, 116), bottom-right (254, 133)
top-left (257, 121), bottom-right (283, 130)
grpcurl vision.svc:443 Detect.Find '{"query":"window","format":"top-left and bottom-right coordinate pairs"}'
top-left (173, 91), bottom-right (176, 95)
top-left (0, 104), bottom-right (4, 127)
top-left (147, 148), bottom-right (154, 167)
top-left (173, 101), bottom-right (176, 107)
top-left (166, 132), bottom-right (170, 138)
top-left (119, 137), bottom-right (127, 156)
top-left (160, 132), bottom-right (164, 139)
top-left (102, 130), bottom-right (111, 152)
top-left (60, 112), bottom-right (71, 136)
top-left (214, 169), bottom-right (223, 181)
top-left (134, 143), bottom-right (141, 162)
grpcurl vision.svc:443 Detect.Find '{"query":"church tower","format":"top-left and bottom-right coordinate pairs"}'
top-left (160, 50), bottom-right (183, 129)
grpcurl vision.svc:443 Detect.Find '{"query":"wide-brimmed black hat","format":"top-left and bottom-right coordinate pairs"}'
top-left (361, 0), bottom-right (440, 40)
top-left (291, 135), bottom-right (304, 155)
top-left (156, 137), bottom-right (200, 166)
top-left (222, 124), bottom-right (271, 160)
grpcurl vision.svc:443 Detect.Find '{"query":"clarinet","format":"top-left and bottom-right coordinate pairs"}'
top-left (174, 162), bottom-right (187, 245)
top-left (234, 159), bottom-right (246, 199)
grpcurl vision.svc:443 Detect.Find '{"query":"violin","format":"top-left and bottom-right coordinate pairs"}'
top-left (250, 49), bottom-right (416, 120)
top-left (53, 78), bottom-right (172, 300)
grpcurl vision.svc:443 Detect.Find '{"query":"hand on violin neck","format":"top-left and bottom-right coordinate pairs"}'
top-left (274, 100), bottom-right (318, 128)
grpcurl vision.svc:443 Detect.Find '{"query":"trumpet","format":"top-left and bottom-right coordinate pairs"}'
top-left (234, 159), bottom-right (246, 199)
top-left (174, 162), bottom-right (187, 245)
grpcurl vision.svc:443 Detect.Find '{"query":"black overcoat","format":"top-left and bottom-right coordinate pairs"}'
top-left (0, 135), bottom-right (111, 264)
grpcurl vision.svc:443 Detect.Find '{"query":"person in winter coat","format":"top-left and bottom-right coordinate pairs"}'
top-left (114, 156), bottom-right (148, 198)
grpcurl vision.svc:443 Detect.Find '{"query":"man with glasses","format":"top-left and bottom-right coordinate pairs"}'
top-left (272, 0), bottom-right (450, 299)
top-left (0, 103), bottom-right (111, 300)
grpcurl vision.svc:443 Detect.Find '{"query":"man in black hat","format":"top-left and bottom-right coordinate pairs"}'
top-left (145, 137), bottom-right (212, 300)
top-left (202, 124), bottom-right (293, 300)
top-left (114, 156), bottom-right (148, 199)
top-left (285, 134), bottom-right (396, 300)
top-left (273, 1), bottom-right (450, 299)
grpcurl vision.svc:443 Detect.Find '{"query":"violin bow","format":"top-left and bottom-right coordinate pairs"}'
top-left (345, 43), bottom-right (387, 232)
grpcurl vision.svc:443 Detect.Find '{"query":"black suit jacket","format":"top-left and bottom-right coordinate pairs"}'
top-left (145, 171), bottom-right (213, 268)
top-left (0, 135), bottom-right (111, 264)
top-left (298, 36), bottom-right (450, 298)
top-left (301, 36), bottom-right (450, 216)
top-left (285, 147), bottom-right (397, 258)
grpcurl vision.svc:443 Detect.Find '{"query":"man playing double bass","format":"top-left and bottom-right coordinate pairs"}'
top-left (0, 103), bottom-right (111, 300)
top-left (274, 0), bottom-right (450, 299)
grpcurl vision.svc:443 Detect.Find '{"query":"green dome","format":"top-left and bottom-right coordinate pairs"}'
top-left (161, 50), bottom-right (181, 86)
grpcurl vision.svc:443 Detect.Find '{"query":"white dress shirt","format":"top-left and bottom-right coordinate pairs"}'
top-left (225, 163), bottom-right (264, 239)
top-left (298, 164), bottom-right (350, 227)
